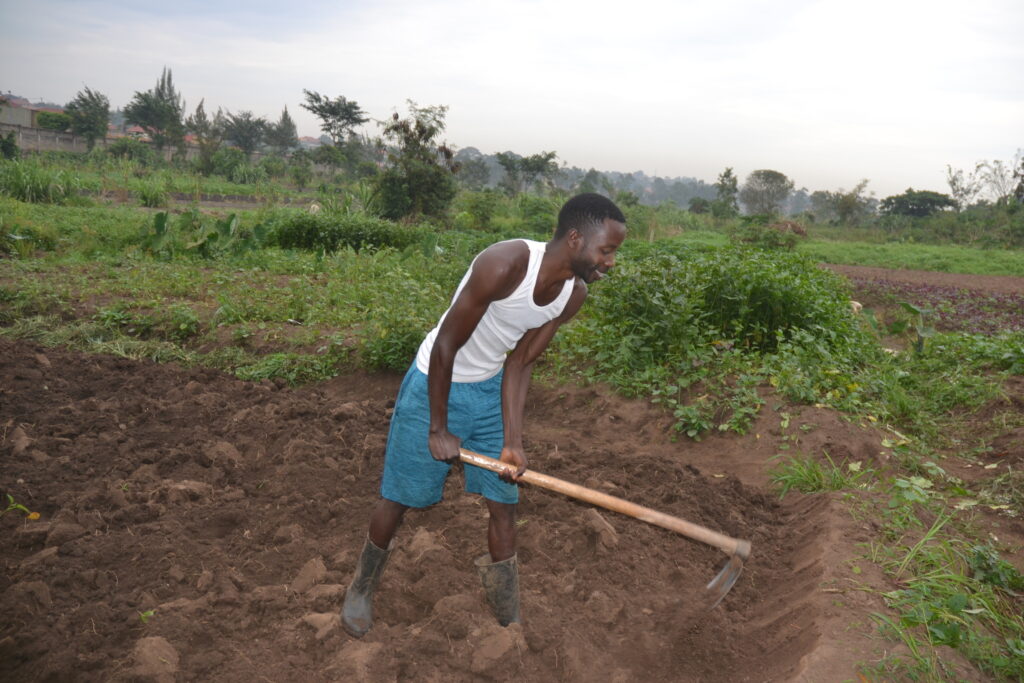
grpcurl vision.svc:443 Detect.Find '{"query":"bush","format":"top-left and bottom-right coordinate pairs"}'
top-left (270, 212), bottom-right (425, 253)
top-left (106, 138), bottom-right (157, 165)
top-left (454, 190), bottom-right (502, 230)
top-left (577, 245), bottom-right (863, 366)
top-left (136, 179), bottom-right (168, 208)
top-left (211, 148), bottom-right (246, 178)
top-left (0, 132), bottom-right (18, 160)
top-left (375, 160), bottom-right (457, 220)
top-left (289, 162), bottom-right (314, 190)
top-left (257, 155), bottom-right (287, 178)
top-left (36, 111), bottom-right (71, 131)
top-left (516, 194), bottom-right (559, 234)
top-left (728, 217), bottom-right (801, 250)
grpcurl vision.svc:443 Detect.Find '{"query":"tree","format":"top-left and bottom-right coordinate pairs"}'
top-left (976, 159), bottom-right (1016, 204)
top-left (945, 165), bottom-right (981, 211)
top-left (496, 151), bottom-right (524, 194)
top-left (688, 197), bottom-right (710, 214)
top-left (36, 111), bottom-right (71, 131)
top-left (457, 156), bottom-right (491, 190)
top-left (739, 169), bottom-right (794, 215)
top-left (880, 188), bottom-right (956, 217)
top-left (223, 111), bottom-right (267, 158)
top-left (265, 106), bottom-right (298, 154)
top-left (186, 100), bottom-right (226, 175)
top-left (577, 168), bottom-right (613, 196)
top-left (833, 180), bottom-right (873, 224)
top-left (1014, 153), bottom-right (1024, 203)
top-left (300, 90), bottom-right (368, 146)
top-left (375, 100), bottom-right (458, 219)
top-left (711, 167), bottom-right (739, 218)
top-left (124, 67), bottom-right (185, 151)
top-left (520, 152), bottom-right (559, 192)
top-left (64, 87), bottom-right (110, 150)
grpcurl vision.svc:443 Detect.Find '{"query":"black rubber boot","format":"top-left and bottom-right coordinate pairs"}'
top-left (341, 537), bottom-right (392, 637)
top-left (475, 553), bottom-right (521, 626)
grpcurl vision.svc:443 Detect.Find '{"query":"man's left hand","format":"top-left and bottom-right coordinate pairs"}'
top-left (498, 446), bottom-right (528, 483)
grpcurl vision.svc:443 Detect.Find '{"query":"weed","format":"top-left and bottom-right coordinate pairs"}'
top-left (769, 453), bottom-right (871, 497)
top-left (0, 159), bottom-right (81, 203)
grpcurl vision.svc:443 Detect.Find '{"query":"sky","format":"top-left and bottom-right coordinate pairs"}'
top-left (2, 0), bottom-right (1022, 197)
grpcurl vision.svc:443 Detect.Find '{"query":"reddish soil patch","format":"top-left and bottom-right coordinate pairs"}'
top-left (0, 339), bottom-right (887, 682)
top-left (825, 264), bottom-right (1024, 296)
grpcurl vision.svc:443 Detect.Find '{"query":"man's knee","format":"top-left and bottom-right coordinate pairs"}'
top-left (486, 500), bottom-right (516, 529)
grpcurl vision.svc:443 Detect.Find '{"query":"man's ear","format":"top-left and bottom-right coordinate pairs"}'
top-left (567, 228), bottom-right (584, 249)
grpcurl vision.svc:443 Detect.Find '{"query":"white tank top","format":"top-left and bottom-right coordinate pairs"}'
top-left (415, 239), bottom-right (575, 382)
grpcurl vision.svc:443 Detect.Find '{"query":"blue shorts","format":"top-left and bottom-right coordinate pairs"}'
top-left (380, 365), bottom-right (517, 507)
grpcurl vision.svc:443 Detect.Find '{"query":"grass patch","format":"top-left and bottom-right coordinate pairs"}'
top-left (800, 239), bottom-right (1024, 277)
top-left (769, 453), bottom-right (872, 497)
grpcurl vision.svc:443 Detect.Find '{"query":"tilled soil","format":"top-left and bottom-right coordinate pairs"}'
top-left (0, 339), bottom-right (846, 682)
top-left (3, 264), bottom-right (1020, 681)
top-left (825, 263), bottom-right (1024, 295)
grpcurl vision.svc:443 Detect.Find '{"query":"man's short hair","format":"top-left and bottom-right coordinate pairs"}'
top-left (554, 193), bottom-right (626, 239)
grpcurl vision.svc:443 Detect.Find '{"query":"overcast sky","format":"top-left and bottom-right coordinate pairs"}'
top-left (2, 0), bottom-right (1021, 196)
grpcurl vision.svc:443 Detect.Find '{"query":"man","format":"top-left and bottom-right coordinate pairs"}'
top-left (342, 193), bottom-right (627, 637)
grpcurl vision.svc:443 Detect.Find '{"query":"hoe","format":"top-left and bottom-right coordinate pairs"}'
top-left (460, 448), bottom-right (752, 608)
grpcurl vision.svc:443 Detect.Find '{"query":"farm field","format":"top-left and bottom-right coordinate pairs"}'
top-left (2, 165), bottom-right (1024, 680)
top-left (2, 263), bottom-right (1022, 680)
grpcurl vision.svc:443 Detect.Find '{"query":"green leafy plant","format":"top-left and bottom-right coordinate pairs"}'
top-left (888, 301), bottom-right (936, 354)
top-left (2, 493), bottom-right (39, 520)
top-left (136, 178), bottom-right (168, 208)
top-left (269, 212), bottom-right (424, 253)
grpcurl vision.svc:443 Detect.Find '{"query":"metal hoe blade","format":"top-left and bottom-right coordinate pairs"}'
top-left (705, 540), bottom-right (751, 609)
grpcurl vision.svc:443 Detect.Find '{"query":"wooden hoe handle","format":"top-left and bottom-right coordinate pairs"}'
top-left (459, 448), bottom-right (747, 557)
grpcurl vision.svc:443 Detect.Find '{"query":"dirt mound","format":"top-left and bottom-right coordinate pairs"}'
top-left (2, 339), bottom-right (866, 681)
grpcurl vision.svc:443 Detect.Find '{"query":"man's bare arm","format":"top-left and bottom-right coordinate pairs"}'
top-left (427, 242), bottom-right (528, 463)
top-left (497, 280), bottom-right (588, 479)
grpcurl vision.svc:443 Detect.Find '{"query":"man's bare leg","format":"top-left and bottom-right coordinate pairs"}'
top-left (485, 499), bottom-right (517, 561)
top-left (368, 498), bottom-right (408, 548)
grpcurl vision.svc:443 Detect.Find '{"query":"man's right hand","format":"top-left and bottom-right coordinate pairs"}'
top-left (428, 429), bottom-right (462, 463)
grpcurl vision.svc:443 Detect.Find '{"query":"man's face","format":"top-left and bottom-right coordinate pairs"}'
top-left (571, 219), bottom-right (627, 283)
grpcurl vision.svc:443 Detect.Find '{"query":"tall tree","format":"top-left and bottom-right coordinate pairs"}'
top-left (186, 99), bottom-right (226, 175)
top-left (711, 167), bottom-right (739, 218)
top-left (300, 90), bottom-right (368, 146)
top-left (124, 67), bottom-right (185, 151)
top-left (1014, 153), bottom-right (1024, 203)
top-left (496, 151), bottom-right (559, 194)
top-left (739, 169), bottom-right (794, 215)
top-left (223, 111), bottom-right (267, 158)
top-left (265, 106), bottom-right (298, 154)
top-left (519, 151), bottom-right (559, 192)
top-left (495, 152), bottom-right (524, 194)
top-left (976, 157), bottom-right (1018, 205)
top-left (457, 157), bottom-right (491, 190)
top-left (833, 179), bottom-right (873, 224)
top-left (577, 168), bottom-right (613, 197)
top-left (945, 164), bottom-right (981, 211)
top-left (64, 87), bottom-right (110, 150)
top-left (375, 100), bottom-right (458, 219)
